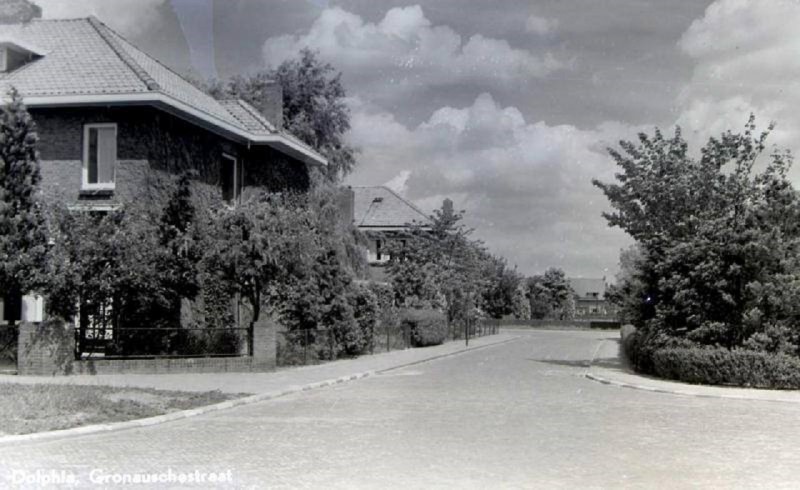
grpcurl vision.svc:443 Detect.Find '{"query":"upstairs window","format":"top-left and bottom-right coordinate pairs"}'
top-left (83, 124), bottom-right (117, 190)
top-left (221, 154), bottom-right (243, 205)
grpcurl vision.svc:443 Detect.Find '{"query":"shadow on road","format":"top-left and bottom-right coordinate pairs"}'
top-left (529, 359), bottom-right (591, 368)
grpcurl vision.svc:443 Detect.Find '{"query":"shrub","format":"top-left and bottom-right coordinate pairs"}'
top-left (650, 347), bottom-right (800, 390)
top-left (400, 308), bottom-right (447, 347)
top-left (348, 283), bottom-right (379, 355)
top-left (620, 328), bottom-right (691, 374)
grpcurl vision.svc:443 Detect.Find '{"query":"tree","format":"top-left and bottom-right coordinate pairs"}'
top-left (605, 245), bottom-right (650, 325)
top-left (217, 49), bottom-right (356, 181)
top-left (0, 0), bottom-right (41, 24)
top-left (525, 268), bottom-right (573, 320)
top-left (387, 198), bottom-right (490, 336)
top-left (204, 192), bottom-right (318, 325)
top-left (0, 88), bottom-right (47, 321)
top-left (594, 116), bottom-right (800, 350)
top-left (156, 171), bottom-right (202, 324)
top-left (482, 257), bottom-right (521, 319)
top-left (511, 284), bottom-right (531, 320)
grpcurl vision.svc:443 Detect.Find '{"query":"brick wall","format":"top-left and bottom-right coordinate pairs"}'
top-left (17, 316), bottom-right (278, 376)
top-left (30, 105), bottom-right (310, 208)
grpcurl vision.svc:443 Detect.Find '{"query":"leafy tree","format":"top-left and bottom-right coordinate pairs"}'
top-left (606, 245), bottom-right (650, 325)
top-left (525, 268), bottom-right (574, 320)
top-left (204, 192), bottom-right (317, 325)
top-left (482, 257), bottom-right (521, 319)
top-left (156, 171), bottom-right (202, 324)
top-left (216, 49), bottom-right (356, 181)
top-left (594, 116), bottom-right (800, 350)
top-left (45, 207), bottom-right (170, 345)
top-left (0, 88), bottom-right (47, 320)
top-left (387, 199), bottom-right (490, 335)
top-left (511, 284), bottom-right (531, 320)
top-left (0, 0), bottom-right (41, 24)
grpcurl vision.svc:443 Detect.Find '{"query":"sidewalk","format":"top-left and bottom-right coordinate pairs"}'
top-left (586, 337), bottom-right (800, 403)
top-left (0, 334), bottom-right (517, 395)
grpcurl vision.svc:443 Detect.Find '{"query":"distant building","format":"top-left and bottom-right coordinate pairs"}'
top-left (351, 186), bottom-right (431, 282)
top-left (569, 277), bottom-right (615, 318)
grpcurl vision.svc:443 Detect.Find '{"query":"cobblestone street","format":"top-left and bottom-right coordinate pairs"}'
top-left (3, 329), bottom-right (800, 488)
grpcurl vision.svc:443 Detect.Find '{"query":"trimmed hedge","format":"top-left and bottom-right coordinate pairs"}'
top-left (651, 347), bottom-right (800, 390)
top-left (621, 327), bottom-right (800, 389)
top-left (400, 308), bottom-right (447, 347)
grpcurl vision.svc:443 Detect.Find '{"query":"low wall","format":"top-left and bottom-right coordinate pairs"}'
top-left (17, 318), bottom-right (277, 376)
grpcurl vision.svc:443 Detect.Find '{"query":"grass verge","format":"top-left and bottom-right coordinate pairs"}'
top-left (0, 383), bottom-right (241, 436)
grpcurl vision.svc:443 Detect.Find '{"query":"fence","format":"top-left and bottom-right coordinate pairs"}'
top-left (277, 321), bottom-right (500, 367)
top-left (74, 326), bottom-right (252, 360)
top-left (0, 325), bottom-right (16, 372)
top-left (483, 318), bottom-right (621, 329)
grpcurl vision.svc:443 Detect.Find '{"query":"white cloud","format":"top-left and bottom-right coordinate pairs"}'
top-left (346, 93), bottom-right (635, 276)
top-left (262, 5), bottom-right (567, 99)
top-left (36, 0), bottom-right (165, 36)
top-left (525, 14), bottom-right (558, 36)
top-left (676, 0), bottom-right (800, 151)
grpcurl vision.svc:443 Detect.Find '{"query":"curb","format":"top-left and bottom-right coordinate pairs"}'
top-left (1, 335), bottom-right (517, 445)
top-left (583, 340), bottom-right (800, 404)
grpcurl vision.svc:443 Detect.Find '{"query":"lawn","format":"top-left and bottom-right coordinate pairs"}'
top-left (0, 383), bottom-right (241, 436)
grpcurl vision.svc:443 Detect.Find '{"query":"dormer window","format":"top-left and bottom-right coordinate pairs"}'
top-left (0, 39), bottom-right (44, 73)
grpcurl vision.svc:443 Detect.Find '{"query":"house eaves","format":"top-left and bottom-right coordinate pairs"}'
top-left (16, 92), bottom-right (327, 166)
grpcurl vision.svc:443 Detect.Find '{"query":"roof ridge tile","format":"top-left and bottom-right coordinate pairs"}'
top-left (86, 16), bottom-right (158, 91)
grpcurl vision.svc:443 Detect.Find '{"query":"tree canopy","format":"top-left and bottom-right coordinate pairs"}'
top-left (595, 116), bottom-right (800, 352)
top-left (0, 0), bottom-right (41, 24)
top-left (214, 48), bottom-right (356, 182)
top-left (525, 268), bottom-right (574, 320)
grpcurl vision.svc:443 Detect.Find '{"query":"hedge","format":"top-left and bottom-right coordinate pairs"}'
top-left (621, 327), bottom-right (800, 389)
top-left (651, 347), bottom-right (800, 390)
top-left (400, 308), bottom-right (447, 347)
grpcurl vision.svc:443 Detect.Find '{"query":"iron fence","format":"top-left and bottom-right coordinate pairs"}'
top-left (74, 326), bottom-right (252, 360)
top-left (277, 320), bottom-right (500, 367)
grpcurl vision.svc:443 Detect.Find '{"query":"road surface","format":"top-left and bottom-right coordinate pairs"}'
top-left (2, 329), bottom-right (800, 488)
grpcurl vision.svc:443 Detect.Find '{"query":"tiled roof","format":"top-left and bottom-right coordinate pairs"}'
top-left (569, 278), bottom-right (607, 299)
top-left (219, 99), bottom-right (276, 135)
top-left (0, 18), bottom-right (147, 96)
top-left (353, 186), bottom-right (431, 228)
top-left (0, 17), bottom-right (324, 164)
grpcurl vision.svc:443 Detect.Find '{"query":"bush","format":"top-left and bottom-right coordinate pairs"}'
top-left (650, 347), bottom-right (800, 390)
top-left (348, 283), bottom-right (379, 355)
top-left (620, 328), bottom-right (691, 374)
top-left (400, 308), bottom-right (447, 347)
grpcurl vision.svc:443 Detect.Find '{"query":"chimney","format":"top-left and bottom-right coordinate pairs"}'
top-left (260, 80), bottom-right (283, 130)
top-left (338, 186), bottom-right (355, 226)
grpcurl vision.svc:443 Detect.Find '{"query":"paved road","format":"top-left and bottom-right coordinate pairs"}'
top-left (3, 329), bottom-right (800, 489)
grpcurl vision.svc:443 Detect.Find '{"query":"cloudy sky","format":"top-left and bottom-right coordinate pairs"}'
top-left (36, 0), bottom-right (800, 279)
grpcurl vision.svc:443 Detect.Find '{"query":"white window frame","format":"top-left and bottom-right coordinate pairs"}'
top-left (222, 153), bottom-right (242, 205)
top-left (82, 123), bottom-right (117, 191)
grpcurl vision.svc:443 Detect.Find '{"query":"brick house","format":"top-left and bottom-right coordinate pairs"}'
top-left (568, 277), bottom-right (617, 318)
top-left (352, 186), bottom-right (431, 282)
top-left (0, 17), bottom-right (327, 373)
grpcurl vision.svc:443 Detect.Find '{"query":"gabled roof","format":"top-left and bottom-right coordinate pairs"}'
top-left (353, 186), bottom-right (431, 229)
top-left (569, 278), bottom-right (607, 299)
top-left (0, 17), bottom-right (325, 165)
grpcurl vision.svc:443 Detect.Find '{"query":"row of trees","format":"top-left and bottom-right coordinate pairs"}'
top-left (383, 197), bottom-right (577, 328)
